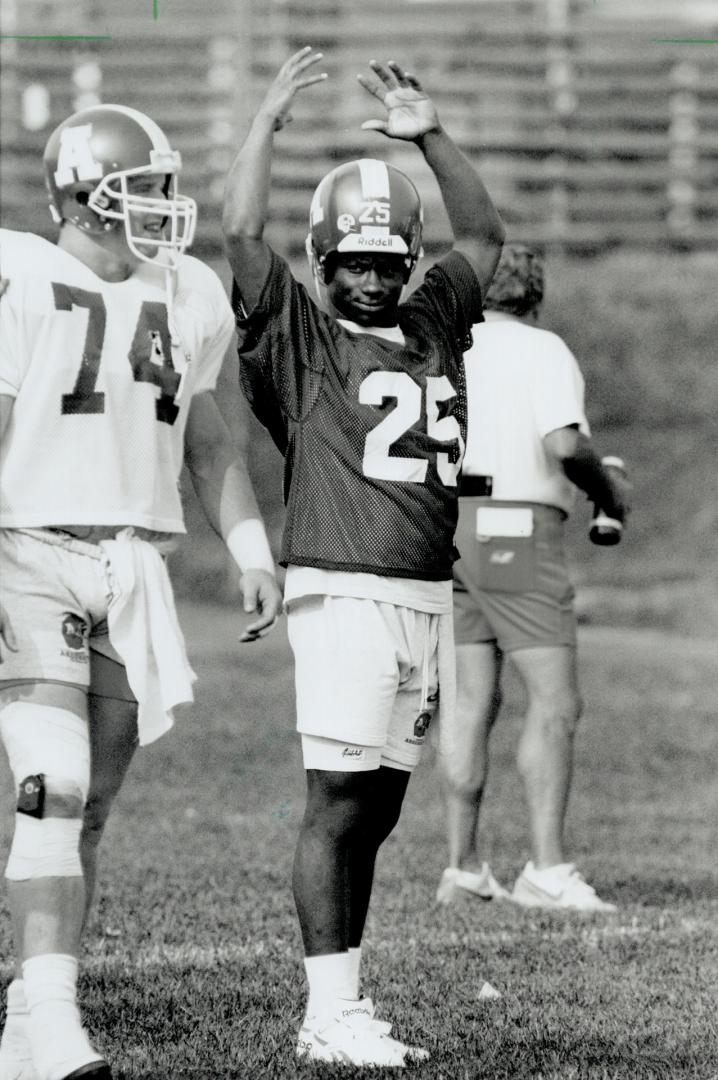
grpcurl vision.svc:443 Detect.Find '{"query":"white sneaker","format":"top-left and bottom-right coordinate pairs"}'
top-left (296, 997), bottom-right (428, 1067)
top-left (0, 981), bottom-right (34, 1080)
top-left (436, 863), bottom-right (508, 904)
top-left (511, 861), bottom-right (617, 912)
top-left (0, 1035), bottom-right (35, 1080)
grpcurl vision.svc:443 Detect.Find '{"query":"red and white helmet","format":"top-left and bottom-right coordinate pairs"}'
top-left (43, 104), bottom-right (196, 269)
top-left (306, 158), bottom-right (423, 284)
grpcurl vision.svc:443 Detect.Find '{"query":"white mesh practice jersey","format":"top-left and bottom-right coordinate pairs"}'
top-left (0, 228), bottom-right (234, 531)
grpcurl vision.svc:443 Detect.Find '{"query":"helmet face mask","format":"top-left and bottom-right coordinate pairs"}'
top-left (306, 158), bottom-right (423, 303)
top-left (44, 105), bottom-right (197, 270)
top-left (88, 168), bottom-right (196, 269)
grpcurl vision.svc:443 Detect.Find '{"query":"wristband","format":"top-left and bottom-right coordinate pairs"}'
top-left (226, 518), bottom-right (275, 575)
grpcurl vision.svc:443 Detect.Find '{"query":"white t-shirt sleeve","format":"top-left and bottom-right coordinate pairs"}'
top-left (0, 237), bottom-right (32, 397)
top-left (191, 273), bottom-right (235, 395)
top-left (0, 290), bottom-right (23, 396)
top-left (531, 334), bottom-right (590, 439)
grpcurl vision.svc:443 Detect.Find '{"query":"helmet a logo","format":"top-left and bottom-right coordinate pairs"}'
top-left (53, 125), bottom-right (103, 187)
top-left (337, 213), bottom-right (356, 234)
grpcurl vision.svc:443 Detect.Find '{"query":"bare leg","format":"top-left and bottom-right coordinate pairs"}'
top-left (81, 691), bottom-right (138, 930)
top-left (293, 767), bottom-right (409, 957)
top-left (510, 645), bottom-right (582, 869)
top-left (440, 643), bottom-right (502, 871)
top-left (347, 766), bottom-right (409, 947)
top-left (0, 680), bottom-right (110, 1077)
top-left (0, 682), bottom-right (88, 970)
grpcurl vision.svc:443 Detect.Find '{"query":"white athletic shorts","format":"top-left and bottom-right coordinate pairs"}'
top-left (0, 528), bottom-right (123, 688)
top-left (287, 594), bottom-right (440, 773)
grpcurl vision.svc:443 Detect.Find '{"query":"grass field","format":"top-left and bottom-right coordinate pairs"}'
top-left (1, 602), bottom-right (715, 1079)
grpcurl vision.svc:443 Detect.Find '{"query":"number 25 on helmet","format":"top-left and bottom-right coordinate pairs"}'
top-left (43, 104), bottom-right (197, 270)
top-left (306, 158), bottom-right (423, 289)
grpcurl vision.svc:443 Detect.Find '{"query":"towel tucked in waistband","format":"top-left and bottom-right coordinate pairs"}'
top-left (99, 529), bottom-right (196, 746)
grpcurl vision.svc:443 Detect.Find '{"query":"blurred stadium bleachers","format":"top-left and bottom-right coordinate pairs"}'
top-left (1, 0), bottom-right (717, 257)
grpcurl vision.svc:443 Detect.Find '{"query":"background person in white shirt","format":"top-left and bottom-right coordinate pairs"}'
top-left (436, 243), bottom-right (630, 912)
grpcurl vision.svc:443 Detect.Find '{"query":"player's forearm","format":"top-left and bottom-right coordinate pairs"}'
top-left (184, 392), bottom-right (274, 571)
top-left (222, 112), bottom-right (277, 242)
top-left (188, 452), bottom-right (275, 575)
top-left (561, 441), bottom-right (624, 520)
top-left (417, 128), bottom-right (505, 248)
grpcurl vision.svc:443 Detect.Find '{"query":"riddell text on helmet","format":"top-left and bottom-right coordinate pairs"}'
top-left (356, 235), bottom-right (394, 248)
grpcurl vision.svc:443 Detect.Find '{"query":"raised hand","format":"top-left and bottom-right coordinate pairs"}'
top-left (358, 60), bottom-right (441, 141)
top-left (258, 46), bottom-right (327, 132)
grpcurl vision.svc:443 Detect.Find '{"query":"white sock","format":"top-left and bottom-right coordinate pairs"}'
top-left (347, 946), bottom-right (362, 999)
top-left (22, 954), bottom-right (103, 1080)
top-left (0, 978), bottom-right (32, 1064)
top-left (304, 952), bottom-right (357, 1016)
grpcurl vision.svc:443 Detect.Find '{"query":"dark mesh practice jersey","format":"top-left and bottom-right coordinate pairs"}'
top-left (233, 248), bottom-right (483, 580)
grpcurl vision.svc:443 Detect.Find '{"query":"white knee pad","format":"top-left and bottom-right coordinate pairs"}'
top-left (1, 702), bottom-right (90, 880)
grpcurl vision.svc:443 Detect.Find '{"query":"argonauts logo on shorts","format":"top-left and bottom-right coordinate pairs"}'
top-left (407, 690), bottom-right (439, 744)
top-left (413, 711), bottom-right (432, 738)
top-left (60, 612), bottom-right (89, 662)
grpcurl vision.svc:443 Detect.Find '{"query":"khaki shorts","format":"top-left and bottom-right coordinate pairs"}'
top-left (453, 500), bottom-right (576, 652)
top-left (287, 594), bottom-right (440, 772)
top-left (0, 529), bottom-right (134, 700)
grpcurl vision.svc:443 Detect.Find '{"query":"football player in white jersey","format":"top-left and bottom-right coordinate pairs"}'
top-left (0, 105), bottom-right (282, 1080)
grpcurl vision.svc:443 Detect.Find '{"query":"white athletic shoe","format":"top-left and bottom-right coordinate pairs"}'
top-left (0, 1037), bottom-right (35, 1080)
top-left (511, 861), bottom-right (617, 912)
top-left (296, 997), bottom-right (429, 1067)
top-left (436, 863), bottom-right (508, 904)
top-left (0, 981), bottom-right (34, 1080)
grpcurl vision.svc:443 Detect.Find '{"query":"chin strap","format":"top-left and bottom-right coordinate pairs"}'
top-left (164, 267), bottom-right (192, 404)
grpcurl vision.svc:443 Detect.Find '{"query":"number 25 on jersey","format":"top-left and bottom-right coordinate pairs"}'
top-left (359, 370), bottom-right (464, 486)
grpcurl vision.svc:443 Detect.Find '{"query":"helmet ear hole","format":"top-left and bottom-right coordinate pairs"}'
top-left (75, 191), bottom-right (90, 206)
top-left (321, 252), bottom-right (337, 285)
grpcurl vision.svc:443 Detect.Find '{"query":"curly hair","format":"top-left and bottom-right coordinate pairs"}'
top-left (484, 243), bottom-right (545, 317)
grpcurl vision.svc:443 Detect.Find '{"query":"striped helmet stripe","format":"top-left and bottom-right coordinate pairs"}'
top-left (358, 158), bottom-right (391, 200)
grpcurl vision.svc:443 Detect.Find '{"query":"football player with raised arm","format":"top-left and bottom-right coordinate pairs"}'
top-left (223, 48), bottom-right (504, 1067)
top-left (0, 105), bottom-right (282, 1080)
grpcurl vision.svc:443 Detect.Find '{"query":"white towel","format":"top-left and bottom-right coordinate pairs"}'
top-left (99, 529), bottom-right (196, 746)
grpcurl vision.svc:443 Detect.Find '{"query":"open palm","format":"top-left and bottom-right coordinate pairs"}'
top-left (358, 61), bottom-right (440, 140)
top-left (261, 46), bottom-right (327, 131)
